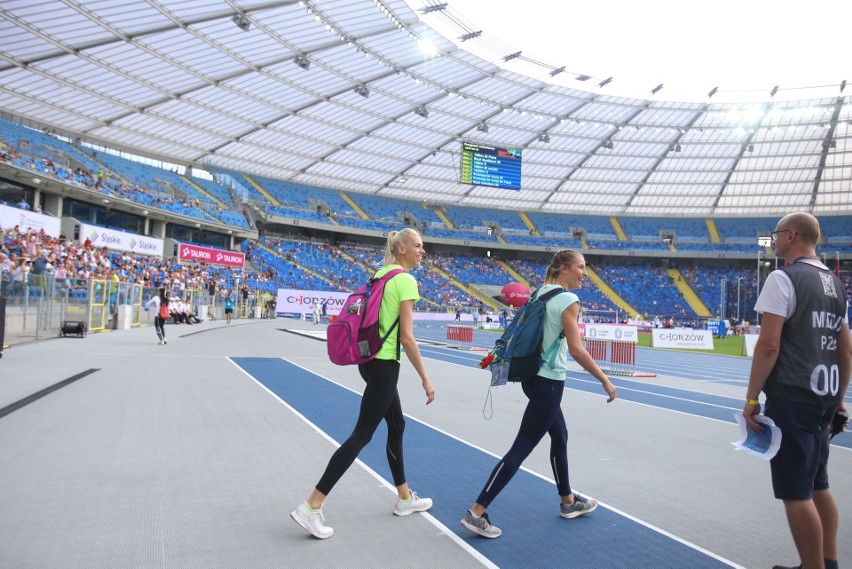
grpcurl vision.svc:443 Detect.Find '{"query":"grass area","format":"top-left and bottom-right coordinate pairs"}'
top-left (481, 326), bottom-right (748, 357)
top-left (637, 332), bottom-right (746, 357)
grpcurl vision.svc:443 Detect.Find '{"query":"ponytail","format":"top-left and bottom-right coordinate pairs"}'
top-left (544, 249), bottom-right (581, 284)
top-left (382, 228), bottom-right (419, 266)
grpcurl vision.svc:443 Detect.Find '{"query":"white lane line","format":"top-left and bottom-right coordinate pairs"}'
top-left (227, 357), bottom-right (498, 569)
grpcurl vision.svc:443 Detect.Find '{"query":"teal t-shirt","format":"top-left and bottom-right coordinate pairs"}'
top-left (374, 265), bottom-right (419, 361)
top-left (535, 284), bottom-right (579, 380)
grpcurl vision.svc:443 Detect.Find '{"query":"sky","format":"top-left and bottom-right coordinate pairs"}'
top-left (414, 0), bottom-right (850, 102)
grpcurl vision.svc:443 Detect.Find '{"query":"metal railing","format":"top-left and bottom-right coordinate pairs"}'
top-left (0, 274), bottom-right (207, 345)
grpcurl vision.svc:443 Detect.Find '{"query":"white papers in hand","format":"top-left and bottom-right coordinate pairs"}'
top-left (732, 413), bottom-right (782, 460)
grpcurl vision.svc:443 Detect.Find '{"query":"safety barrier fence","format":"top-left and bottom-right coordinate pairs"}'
top-left (446, 325), bottom-right (474, 349)
top-left (585, 338), bottom-right (637, 376)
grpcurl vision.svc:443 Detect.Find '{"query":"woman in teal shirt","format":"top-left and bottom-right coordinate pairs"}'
top-left (461, 249), bottom-right (617, 538)
top-left (291, 228), bottom-right (436, 539)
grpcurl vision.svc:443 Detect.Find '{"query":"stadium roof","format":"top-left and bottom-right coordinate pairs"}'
top-left (0, 0), bottom-right (849, 217)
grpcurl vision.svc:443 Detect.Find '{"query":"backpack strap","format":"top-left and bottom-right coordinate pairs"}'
top-left (536, 287), bottom-right (568, 304)
top-left (536, 287), bottom-right (570, 368)
top-left (371, 268), bottom-right (405, 360)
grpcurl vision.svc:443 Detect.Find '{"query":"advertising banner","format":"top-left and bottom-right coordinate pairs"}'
top-left (742, 334), bottom-right (759, 357)
top-left (276, 289), bottom-right (350, 315)
top-left (706, 320), bottom-right (728, 336)
top-left (584, 324), bottom-right (639, 343)
top-left (0, 203), bottom-right (61, 236)
top-left (652, 328), bottom-right (714, 350)
top-left (178, 243), bottom-right (245, 268)
top-left (79, 223), bottom-right (164, 256)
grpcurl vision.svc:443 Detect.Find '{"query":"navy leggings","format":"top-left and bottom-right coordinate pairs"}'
top-left (315, 358), bottom-right (406, 495)
top-left (476, 375), bottom-right (570, 507)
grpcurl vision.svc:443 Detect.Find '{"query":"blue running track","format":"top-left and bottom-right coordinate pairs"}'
top-left (231, 356), bottom-right (741, 569)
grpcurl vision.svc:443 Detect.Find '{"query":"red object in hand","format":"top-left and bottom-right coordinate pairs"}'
top-left (479, 353), bottom-right (494, 369)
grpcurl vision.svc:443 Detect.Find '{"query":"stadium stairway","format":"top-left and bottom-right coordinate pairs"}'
top-left (428, 263), bottom-right (502, 311)
top-left (666, 268), bottom-right (711, 316)
top-left (181, 175), bottom-right (227, 209)
top-left (610, 217), bottom-right (628, 241)
top-left (706, 219), bottom-right (721, 243)
top-left (254, 241), bottom-right (338, 290)
top-left (497, 260), bottom-right (531, 287)
top-left (519, 212), bottom-right (541, 236)
top-left (338, 192), bottom-right (369, 220)
top-left (429, 207), bottom-right (454, 230)
top-left (584, 265), bottom-right (640, 317)
top-left (335, 248), bottom-right (373, 274)
top-left (467, 283), bottom-right (509, 308)
top-left (67, 145), bottom-right (131, 189)
top-left (242, 174), bottom-right (280, 206)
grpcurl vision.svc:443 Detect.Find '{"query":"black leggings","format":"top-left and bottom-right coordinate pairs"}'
top-left (315, 358), bottom-right (406, 495)
top-left (154, 316), bottom-right (167, 340)
top-left (476, 375), bottom-right (570, 507)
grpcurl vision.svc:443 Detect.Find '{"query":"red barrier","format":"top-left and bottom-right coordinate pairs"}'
top-left (447, 325), bottom-right (474, 348)
top-left (584, 339), bottom-right (647, 377)
top-left (586, 339), bottom-right (607, 361)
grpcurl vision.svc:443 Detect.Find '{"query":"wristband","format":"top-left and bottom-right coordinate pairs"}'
top-left (745, 398), bottom-right (760, 406)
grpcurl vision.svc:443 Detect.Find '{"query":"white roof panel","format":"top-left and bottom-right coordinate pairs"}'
top-left (0, 0), bottom-right (847, 215)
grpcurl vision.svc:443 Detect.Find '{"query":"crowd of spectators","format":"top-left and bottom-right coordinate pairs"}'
top-left (4, 224), bottom-right (850, 325)
top-left (0, 124), bottom-right (251, 230)
top-left (0, 225), bottom-right (248, 303)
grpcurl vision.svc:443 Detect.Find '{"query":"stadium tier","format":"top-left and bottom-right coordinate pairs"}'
top-left (3, 119), bottom-right (851, 256)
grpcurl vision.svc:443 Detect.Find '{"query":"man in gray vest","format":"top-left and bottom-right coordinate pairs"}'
top-left (743, 212), bottom-right (851, 569)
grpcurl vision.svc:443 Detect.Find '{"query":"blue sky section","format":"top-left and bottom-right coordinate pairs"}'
top-left (232, 356), bottom-right (737, 569)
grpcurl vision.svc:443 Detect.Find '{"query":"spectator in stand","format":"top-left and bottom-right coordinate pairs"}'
top-left (11, 259), bottom-right (28, 297)
top-left (0, 252), bottom-right (10, 278)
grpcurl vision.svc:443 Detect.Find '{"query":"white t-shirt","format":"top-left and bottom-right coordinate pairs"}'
top-left (755, 260), bottom-right (848, 322)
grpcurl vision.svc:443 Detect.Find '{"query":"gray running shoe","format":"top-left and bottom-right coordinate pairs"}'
top-left (560, 494), bottom-right (598, 519)
top-left (460, 510), bottom-right (502, 538)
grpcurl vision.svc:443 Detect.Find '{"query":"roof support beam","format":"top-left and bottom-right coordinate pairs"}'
top-left (808, 97), bottom-right (844, 209)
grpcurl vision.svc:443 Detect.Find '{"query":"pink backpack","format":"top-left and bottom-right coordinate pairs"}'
top-left (327, 268), bottom-right (403, 366)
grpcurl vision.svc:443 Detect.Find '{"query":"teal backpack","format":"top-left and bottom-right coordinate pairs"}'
top-left (486, 287), bottom-right (568, 386)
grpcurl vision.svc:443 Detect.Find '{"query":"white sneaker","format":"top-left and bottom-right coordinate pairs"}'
top-left (290, 502), bottom-right (333, 539)
top-left (163, 338), bottom-right (167, 345)
top-left (393, 491), bottom-right (433, 516)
